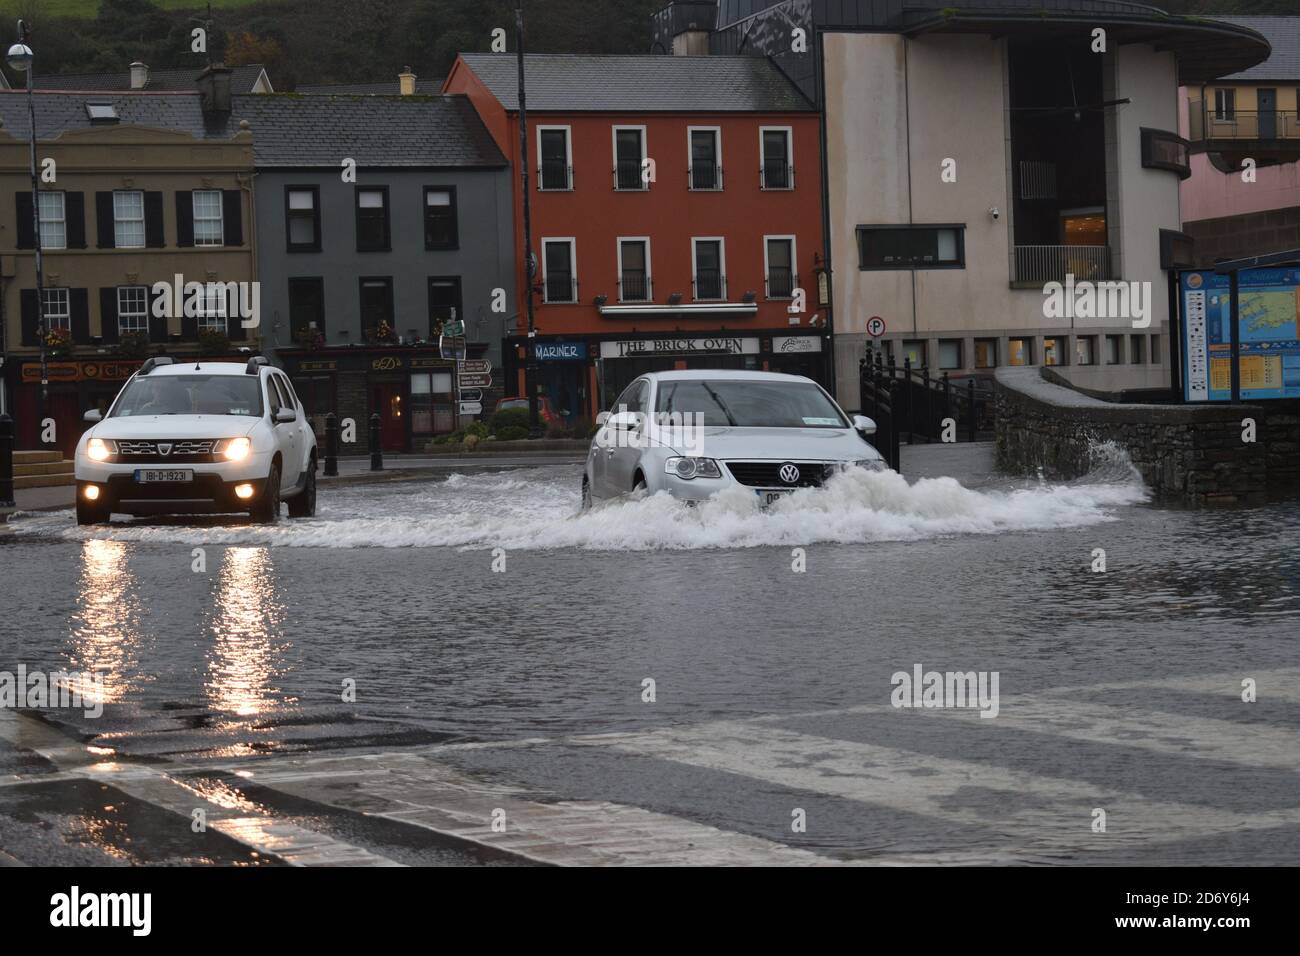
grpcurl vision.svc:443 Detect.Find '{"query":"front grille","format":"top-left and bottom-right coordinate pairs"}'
top-left (114, 439), bottom-right (219, 463)
top-left (724, 461), bottom-right (833, 488)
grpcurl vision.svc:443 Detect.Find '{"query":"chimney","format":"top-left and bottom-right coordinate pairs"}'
top-left (399, 66), bottom-right (417, 96)
top-left (656, 1), bottom-right (715, 56)
top-left (196, 63), bottom-right (233, 115)
top-left (129, 61), bottom-right (149, 89)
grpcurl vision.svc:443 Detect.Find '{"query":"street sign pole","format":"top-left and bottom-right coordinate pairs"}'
top-left (516, 0), bottom-right (540, 433)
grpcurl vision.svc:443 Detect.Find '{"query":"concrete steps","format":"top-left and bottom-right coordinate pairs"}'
top-left (11, 450), bottom-right (74, 489)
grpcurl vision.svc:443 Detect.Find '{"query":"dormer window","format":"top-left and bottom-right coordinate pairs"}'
top-left (86, 102), bottom-right (117, 123)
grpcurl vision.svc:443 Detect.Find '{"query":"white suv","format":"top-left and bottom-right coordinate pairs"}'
top-left (74, 356), bottom-right (318, 526)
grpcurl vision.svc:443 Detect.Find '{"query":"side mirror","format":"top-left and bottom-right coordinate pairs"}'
top-left (83, 409), bottom-right (103, 423)
top-left (853, 415), bottom-right (877, 436)
top-left (607, 410), bottom-right (642, 431)
top-left (274, 408), bottom-right (297, 424)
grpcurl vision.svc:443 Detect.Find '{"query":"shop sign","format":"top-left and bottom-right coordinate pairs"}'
top-left (772, 336), bottom-right (822, 354)
top-left (299, 360), bottom-right (337, 372)
top-left (535, 341), bottom-right (587, 362)
top-left (598, 337), bottom-right (760, 359)
top-left (371, 356), bottom-right (404, 371)
top-left (22, 360), bottom-right (143, 384)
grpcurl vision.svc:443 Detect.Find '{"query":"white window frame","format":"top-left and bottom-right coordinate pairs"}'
top-left (691, 236), bottom-right (727, 302)
top-left (117, 286), bottom-right (149, 336)
top-left (616, 236), bottom-right (652, 303)
top-left (687, 125), bottom-right (723, 191)
top-left (113, 189), bottom-right (145, 249)
top-left (536, 125), bottom-right (574, 192)
top-left (42, 288), bottom-right (70, 332)
top-left (762, 234), bottom-right (798, 300)
top-left (192, 189), bottom-right (224, 247)
top-left (611, 124), bottom-right (649, 191)
top-left (541, 237), bottom-right (578, 304)
top-left (1213, 88), bottom-right (1235, 121)
top-left (196, 283), bottom-right (228, 333)
top-left (759, 125), bottom-right (794, 191)
top-left (37, 190), bottom-right (66, 250)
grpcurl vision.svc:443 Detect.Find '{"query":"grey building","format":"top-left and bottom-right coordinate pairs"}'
top-left (234, 92), bottom-right (515, 452)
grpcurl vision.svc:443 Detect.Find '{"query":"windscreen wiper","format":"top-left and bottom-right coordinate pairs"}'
top-left (700, 383), bottom-right (738, 426)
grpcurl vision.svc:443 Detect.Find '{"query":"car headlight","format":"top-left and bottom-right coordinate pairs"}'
top-left (851, 459), bottom-right (888, 472)
top-left (665, 457), bottom-right (721, 480)
top-left (216, 437), bottom-right (252, 462)
top-left (86, 438), bottom-right (115, 462)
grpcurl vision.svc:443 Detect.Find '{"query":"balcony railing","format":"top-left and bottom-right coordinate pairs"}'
top-left (766, 268), bottom-right (797, 299)
top-left (614, 158), bottom-right (647, 191)
top-left (693, 270), bottom-right (726, 300)
top-left (619, 270), bottom-right (652, 302)
top-left (1188, 102), bottom-right (1300, 141)
top-left (1013, 245), bottom-right (1111, 284)
top-left (690, 161), bottom-right (722, 190)
top-left (761, 158), bottom-right (793, 190)
top-left (539, 160), bottom-right (573, 190)
top-left (544, 272), bottom-right (578, 303)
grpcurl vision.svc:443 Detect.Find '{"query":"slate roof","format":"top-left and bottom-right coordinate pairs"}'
top-left (1214, 17), bottom-right (1300, 82)
top-left (34, 64), bottom-right (269, 93)
top-left (230, 94), bottom-right (507, 168)
top-left (454, 54), bottom-right (814, 112)
top-left (295, 79), bottom-right (444, 95)
top-left (0, 90), bottom-right (234, 140)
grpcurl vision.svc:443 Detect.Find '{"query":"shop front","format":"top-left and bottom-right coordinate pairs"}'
top-left (8, 358), bottom-right (146, 457)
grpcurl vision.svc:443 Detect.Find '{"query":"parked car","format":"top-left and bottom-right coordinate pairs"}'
top-left (582, 370), bottom-right (886, 508)
top-left (495, 395), bottom-right (562, 425)
top-left (73, 356), bottom-right (318, 525)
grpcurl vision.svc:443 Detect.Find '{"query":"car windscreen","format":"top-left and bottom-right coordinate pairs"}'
top-left (654, 380), bottom-right (848, 428)
top-left (110, 375), bottom-right (264, 418)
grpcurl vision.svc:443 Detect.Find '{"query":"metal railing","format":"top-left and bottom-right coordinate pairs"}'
top-left (761, 158), bottom-right (793, 190)
top-left (544, 273), bottom-right (578, 303)
top-left (1013, 245), bottom-right (1111, 284)
top-left (619, 271), bottom-right (651, 302)
top-left (859, 347), bottom-right (995, 460)
top-left (765, 268), bottom-right (797, 299)
top-left (690, 162), bottom-right (722, 190)
top-left (1188, 102), bottom-right (1300, 141)
top-left (693, 270), bottom-right (726, 300)
top-left (539, 161), bottom-right (573, 190)
top-left (614, 158), bottom-right (647, 190)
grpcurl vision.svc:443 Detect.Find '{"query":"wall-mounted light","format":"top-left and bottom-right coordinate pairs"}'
top-left (668, 292), bottom-right (683, 305)
top-left (593, 294), bottom-right (608, 307)
top-left (813, 252), bottom-right (830, 307)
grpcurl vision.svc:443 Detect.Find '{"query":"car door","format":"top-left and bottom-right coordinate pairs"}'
top-left (606, 379), bottom-right (648, 494)
top-left (593, 380), bottom-right (638, 498)
top-left (267, 375), bottom-right (299, 492)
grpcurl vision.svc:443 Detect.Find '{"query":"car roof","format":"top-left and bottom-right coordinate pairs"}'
top-left (143, 362), bottom-right (269, 377)
top-left (640, 370), bottom-right (816, 385)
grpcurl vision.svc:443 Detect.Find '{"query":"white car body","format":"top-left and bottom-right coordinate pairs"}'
top-left (583, 369), bottom-right (887, 506)
top-left (73, 357), bottom-right (318, 523)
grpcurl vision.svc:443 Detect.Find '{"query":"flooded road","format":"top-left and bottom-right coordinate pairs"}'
top-left (2, 450), bottom-right (1298, 864)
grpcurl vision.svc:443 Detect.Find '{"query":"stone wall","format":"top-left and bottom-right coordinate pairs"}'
top-left (1183, 206), bottom-right (1300, 267)
top-left (993, 366), bottom-right (1300, 505)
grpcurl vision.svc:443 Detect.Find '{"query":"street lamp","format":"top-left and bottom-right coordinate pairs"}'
top-left (9, 20), bottom-right (47, 435)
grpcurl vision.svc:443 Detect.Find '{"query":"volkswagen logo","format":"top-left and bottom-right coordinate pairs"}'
top-left (778, 463), bottom-right (801, 485)
top-left (157, 443), bottom-right (173, 457)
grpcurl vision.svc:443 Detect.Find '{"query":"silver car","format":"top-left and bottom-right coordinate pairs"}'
top-left (582, 370), bottom-right (887, 507)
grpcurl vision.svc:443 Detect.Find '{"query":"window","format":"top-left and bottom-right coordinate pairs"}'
top-left (86, 103), bottom-right (117, 122)
top-left (938, 339), bottom-right (962, 370)
top-left (1008, 338), bottom-right (1033, 367)
top-left (1129, 334), bottom-right (1146, 365)
top-left (692, 238), bottom-right (725, 301)
top-left (286, 187), bottom-right (320, 252)
top-left (689, 127), bottom-right (721, 190)
top-left (613, 126), bottom-right (647, 191)
top-left (1214, 88), bottom-right (1235, 121)
top-left (538, 127), bottom-right (572, 190)
top-left (760, 127), bottom-right (793, 189)
top-left (1150, 334), bottom-right (1161, 365)
top-left (618, 238), bottom-right (651, 302)
top-left (424, 187), bottom-right (458, 250)
top-left (974, 338), bottom-right (997, 369)
top-left (1043, 337), bottom-right (1066, 366)
top-left (1105, 334), bottom-right (1123, 364)
top-left (196, 284), bottom-right (228, 333)
top-left (411, 371), bottom-right (456, 435)
top-left (192, 189), bottom-right (224, 246)
top-left (1076, 336), bottom-right (1096, 366)
top-left (857, 226), bottom-right (964, 270)
top-left (1141, 128), bottom-right (1191, 179)
top-left (901, 340), bottom-right (926, 368)
top-left (113, 190), bottom-right (145, 248)
top-left (38, 191), bottom-right (66, 249)
top-left (289, 277), bottom-right (325, 340)
top-left (356, 188), bottom-right (390, 252)
top-left (359, 278), bottom-right (394, 333)
top-left (542, 239), bottom-right (577, 303)
top-left (42, 288), bottom-right (70, 332)
top-left (117, 286), bottom-right (148, 335)
top-left (764, 237), bottom-right (796, 299)
top-left (428, 277), bottom-right (462, 338)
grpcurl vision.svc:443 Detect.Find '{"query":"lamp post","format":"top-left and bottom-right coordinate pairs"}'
top-left (516, 0), bottom-right (540, 432)
top-left (8, 20), bottom-right (46, 435)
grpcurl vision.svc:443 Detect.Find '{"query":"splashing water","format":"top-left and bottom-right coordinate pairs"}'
top-left (9, 458), bottom-right (1149, 553)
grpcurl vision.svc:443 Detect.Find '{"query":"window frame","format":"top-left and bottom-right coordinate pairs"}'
top-left (1140, 127), bottom-right (1191, 180)
top-left (191, 188), bottom-right (225, 248)
top-left (117, 285), bottom-right (149, 336)
top-left (358, 276), bottom-right (395, 330)
top-left (691, 236), bottom-right (727, 302)
top-left (288, 275), bottom-right (326, 339)
top-left (541, 237), bottom-right (578, 304)
top-left (856, 224), bottom-right (966, 271)
top-left (938, 338), bottom-right (963, 371)
top-left (355, 186), bottom-right (391, 253)
top-left (759, 125), bottom-right (794, 191)
top-left (763, 234), bottom-right (798, 300)
top-left (1213, 88), bottom-right (1236, 121)
top-left (196, 283), bottom-right (228, 333)
top-left (37, 190), bottom-right (67, 250)
top-left (612, 125), bottom-right (649, 192)
top-left (687, 126), bottom-right (723, 191)
top-left (112, 189), bottom-right (146, 249)
top-left (42, 287), bottom-right (71, 333)
top-left (537, 125), bottom-right (574, 192)
top-left (423, 185), bottom-right (459, 251)
top-left (285, 185), bottom-right (321, 253)
top-left (616, 236), bottom-right (652, 303)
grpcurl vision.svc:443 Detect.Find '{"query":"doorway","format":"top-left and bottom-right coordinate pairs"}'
top-left (1258, 89), bottom-right (1277, 138)
top-left (371, 380), bottom-right (407, 451)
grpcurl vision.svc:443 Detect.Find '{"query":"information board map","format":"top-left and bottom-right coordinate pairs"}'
top-left (1181, 268), bottom-right (1300, 401)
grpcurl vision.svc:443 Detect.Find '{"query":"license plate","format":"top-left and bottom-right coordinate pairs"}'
top-left (134, 469), bottom-right (193, 483)
top-left (758, 489), bottom-right (792, 506)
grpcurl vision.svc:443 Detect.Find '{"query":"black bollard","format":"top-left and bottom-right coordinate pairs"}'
top-left (369, 413), bottom-right (383, 472)
top-left (967, 378), bottom-right (977, 443)
top-left (0, 414), bottom-right (15, 507)
top-left (324, 412), bottom-right (339, 477)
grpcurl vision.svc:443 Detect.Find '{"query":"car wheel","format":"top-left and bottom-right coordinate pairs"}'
top-left (288, 458), bottom-right (316, 518)
top-left (251, 464), bottom-right (281, 523)
top-left (632, 473), bottom-right (647, 496)
top-left (581, 476), bottom-right (592, 511)
top-left (75, 497), bottom-right (109, 526)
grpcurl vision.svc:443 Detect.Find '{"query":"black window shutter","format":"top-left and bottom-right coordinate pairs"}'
top-left (100, 288), bottom-right (119, 344)
top-left (95, 192), bottom-right (115, 249)
top-left (15, 192), bottom-right (33, 249)
top-left (70, 289), bottom-right (90, 344)
top-left (66, 192), bottom-right (87, 249)
top-left (20, 289), bottom-right (38, 345)
top-left (148, 287), bottom-right (169, 343)
top-left (228, 305), bottom-right (248, 341)
top-left (175, 191), bottom-right (194, 247)
top-left (180, 305), bottom-right (198, 340)
top-left (144, 192), bottom-right (165, 247)
top-left (222, 190), bottom-right (243, 246)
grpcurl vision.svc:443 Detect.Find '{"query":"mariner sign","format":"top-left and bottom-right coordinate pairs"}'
top-left (599, 337), bottom-right (760, 359)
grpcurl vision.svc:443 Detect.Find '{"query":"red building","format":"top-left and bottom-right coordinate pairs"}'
top-left (444, 53), bottom-right (826, 426)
